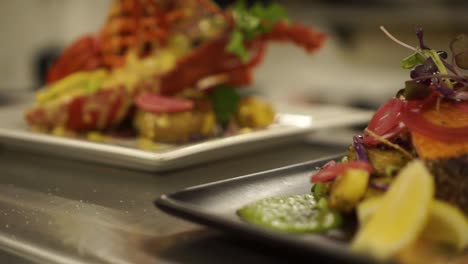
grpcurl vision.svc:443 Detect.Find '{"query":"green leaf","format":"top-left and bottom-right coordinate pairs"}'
top-left (226, 29), bottom-right (250, 63)
top-left (209, 85), bottom-right (240, 124)
top-left (226, 0), bottom-right (289, 61)
top-left (400, 52), bottom-right (426, 69)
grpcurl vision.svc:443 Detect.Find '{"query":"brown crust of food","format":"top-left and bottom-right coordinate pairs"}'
top-left (425, 155), bottom-right (468, 214)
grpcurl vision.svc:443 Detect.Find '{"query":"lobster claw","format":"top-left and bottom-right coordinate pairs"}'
top-left (46, 34), bottom-right (102, 84)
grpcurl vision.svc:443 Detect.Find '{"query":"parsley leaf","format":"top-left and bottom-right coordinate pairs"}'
top-left (209, 85), bottom-right (240, 125)
top-left (226, 0), bottom-right (288, 62)
top-left (226, 29), bottom-right (250, 62)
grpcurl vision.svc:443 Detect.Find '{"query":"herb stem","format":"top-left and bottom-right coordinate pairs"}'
top-left (411, 73), bottom-right (468, 84)
top-left (443, 58), bottom-right (463, 77)
top-left (364, 128), bottom-right (413, 159)
top-left (425, 50), bottom-right (453, 89)
top-left (380, 26), bottom-right (417, 52)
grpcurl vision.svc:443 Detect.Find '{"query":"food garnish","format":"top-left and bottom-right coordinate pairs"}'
top-left (25, 0), bottom-right (326, 144)
top-left (237, 27), bottom-right (468, 263)
top-left (351, 160), bottom-right (435, 260)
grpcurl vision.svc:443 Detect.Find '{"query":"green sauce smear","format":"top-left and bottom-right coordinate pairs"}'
top-left (237, 193), bottom-right (341, 233)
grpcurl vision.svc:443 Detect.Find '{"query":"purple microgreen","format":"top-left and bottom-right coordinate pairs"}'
top-left (353, 135), bottom-right (369, 162)
top-left (410, 57), bottom-right (438, 79)
top-left (422, 49), bottom-right (453, 88)
top-left (433, 83), bottom-right (454, 97)
top-left (416, 28), bottom-right (430, 50)
top-left (380, 26), bottom-right (417, 51)
top-left (450, 34), bottom-right (468, 69)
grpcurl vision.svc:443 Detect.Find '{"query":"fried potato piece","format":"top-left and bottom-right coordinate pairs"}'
top-left (134, 109), bottom-right (215, 143)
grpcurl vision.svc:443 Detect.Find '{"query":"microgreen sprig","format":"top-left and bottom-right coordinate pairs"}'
top-left (380, 26), bottom-right (468, 100)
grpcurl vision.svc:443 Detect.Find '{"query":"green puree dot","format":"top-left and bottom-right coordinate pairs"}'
top-left (237, 194), bottom-right (341, 233)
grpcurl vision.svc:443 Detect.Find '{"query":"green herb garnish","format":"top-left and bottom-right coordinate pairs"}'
top-left (400, 53), bottom-right (425, 69)
top-left (226, 0), bottom-right (288, 62)
top-left (209, 85), bottom-right (240, 125)
top-left (380, 26), bottom-right (468, 98)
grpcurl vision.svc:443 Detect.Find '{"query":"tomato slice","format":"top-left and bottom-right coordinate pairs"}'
top-left (311, 161), bottom-right (374, 183)
top-left (363, 98), bottom-right (405, 145)
top-left (135, 94), bottom-right (194, 113)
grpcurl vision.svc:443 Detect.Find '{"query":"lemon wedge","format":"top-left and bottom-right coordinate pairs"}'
top-left (358, 197), bottom-right (468, 251)
top-left (351, 160), bottom-right (434, 260)
top-left (356, 196), bottom-right (381, 224)
top-left (420, 200), bottom-right (468, 251)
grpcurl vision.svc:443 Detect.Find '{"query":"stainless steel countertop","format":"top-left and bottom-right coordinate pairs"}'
top-left (0, 91), bottom-right (350, 263)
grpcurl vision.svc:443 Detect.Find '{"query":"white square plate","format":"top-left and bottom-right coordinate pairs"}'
top-left (0, 101), bottom-right (372, 171)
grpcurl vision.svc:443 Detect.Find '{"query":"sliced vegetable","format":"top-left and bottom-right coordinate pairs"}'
top-left (311, 161), bottom-right (373, 183)
top-left (134, 93), bottom-right (194, 114)
top-left (402, 104), bottom-right (468, 143)
top-left (363, 98), bottom-right (405, 145)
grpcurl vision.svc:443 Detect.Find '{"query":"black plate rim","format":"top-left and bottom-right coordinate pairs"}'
top-left (155, 154), bottom-right (379, 264)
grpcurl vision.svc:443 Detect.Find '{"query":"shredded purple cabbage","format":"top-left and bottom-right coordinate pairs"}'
top-left (353, 135), bottom-right (368, 162)
top-left (369, 181), bottom-right (389, 191)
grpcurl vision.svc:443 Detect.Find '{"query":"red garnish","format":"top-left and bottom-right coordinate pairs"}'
top-left (134, 93), bottom-right (194, 113)
top-left (158, 21), bottom-right (326, 95)
top-left (402, 102), bottom-right (468, 143)
top-left (311, 161), bottom-right (374, 183)
top-left (363, 98), bottom-right (406, 145)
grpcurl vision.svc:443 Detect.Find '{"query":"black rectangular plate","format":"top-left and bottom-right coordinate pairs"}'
top-left (155, 154), bottom-right (378, 264)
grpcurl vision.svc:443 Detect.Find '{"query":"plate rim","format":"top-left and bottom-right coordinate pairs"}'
top-left (154, 154), bottom-right (379, 264)
top-left (0, 104), bottom-right (373, 171)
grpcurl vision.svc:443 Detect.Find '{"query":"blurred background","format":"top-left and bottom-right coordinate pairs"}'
top-left (1, 0), bottom-right (467, 108)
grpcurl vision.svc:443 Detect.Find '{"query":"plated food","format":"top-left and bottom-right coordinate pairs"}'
top-left (25, 0), bottom-right (326, 144)
top-left (238, 27), bottom-right (468, 263)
